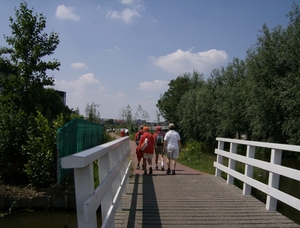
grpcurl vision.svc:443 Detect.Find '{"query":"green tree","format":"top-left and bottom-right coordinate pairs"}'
top-left (216, 58), bottom-right (249, 139)
top-left (0, 99), bottom-right (30, 182)
top-left (277, 4), bottom-right (300, 144)
top-left (85, 102), bottom-right (101, 123)
top-left (245, 4), bottom-right (300, 143)
top-left (157, 71), bottom-right (204, 124)
top-left (0, 2), bottom-right (63, 183)
top-left (0, 2), bottom-right (60, 115)
top-left (23, 112), bottom-right (64, 186)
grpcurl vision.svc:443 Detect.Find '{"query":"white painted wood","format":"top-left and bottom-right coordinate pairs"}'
top-left (227, 143), bottom-right (237, 185)
top-left (215, 149), bottom-right (300, 181)
top-left (74, 164), bottom-right (97, 228)
top-left (214, 138), bottom-right (300, 212)
top-left (215, 141), bottom-right (224, 177)
top-left (216, 137), bottom-right (300, 152)
top-left (266, 149), bottom-right (282, 211)
top-left (61, 137), bottom-right (131, 228)
top-left (243, 145), bottom-right (255, 195)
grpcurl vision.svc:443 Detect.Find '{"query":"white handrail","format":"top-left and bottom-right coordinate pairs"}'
top-left (61, 136), bottom-right (131, 228)
top-left (214, 138), bottom-right (300, 212)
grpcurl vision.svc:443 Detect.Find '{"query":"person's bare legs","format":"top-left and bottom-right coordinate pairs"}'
top-left (148, 157), bottom-right (152, 167)
top-left (160, 154), bottom-right (165, 170)
top-left (166, 153), bottom-right (172, 174)
top-left (167, 157), bottom-right (170, 169)
top-left (155, 153), bottom-right (159, 169)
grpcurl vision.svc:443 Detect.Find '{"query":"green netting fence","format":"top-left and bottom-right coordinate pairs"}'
top-left (56, 118), bottom-right (104, 183)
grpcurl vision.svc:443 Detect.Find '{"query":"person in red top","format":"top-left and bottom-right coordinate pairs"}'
top-left (120, 129), bottom-right (125, 137)
top-left (134, 126), bottom-right (144, 169)
top-left (138, 125), bottom-right (155, 175)
top-left (153, 126), bottom-right (165, 171)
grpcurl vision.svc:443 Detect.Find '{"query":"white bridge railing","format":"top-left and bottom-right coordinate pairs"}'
top-left (214, 137), bottom-right (300, 212)
top-left (61, 136), bottom-right (131, 228)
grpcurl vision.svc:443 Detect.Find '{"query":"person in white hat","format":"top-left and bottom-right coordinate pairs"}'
top-left (163, 123), bottom-right (182, 175)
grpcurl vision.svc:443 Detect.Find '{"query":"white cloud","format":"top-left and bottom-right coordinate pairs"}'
top-left (54, 74), bottom-right (130, 118)
top-left (107, 47), bottom-right (119, 52)
top-left (71, 62), bottom-right (88, 69)
top-left (150, 49), bottom-right (228, 76)
top-left (54, 73), bottom-right (105, 110)
top-left (107, 8), bottom-right (140, 23)
top-left (120, 0), bottom-right (135, 5)
top-left (56, 5), bottom-right (80, 21)
top-left (138, 80), bottom-right (168, 91)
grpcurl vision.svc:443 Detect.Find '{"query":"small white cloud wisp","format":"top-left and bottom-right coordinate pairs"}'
top-left (138, 80), bottom-right (168, 91)
top-left (107, 8), bottom-right (140, 23)
top-left (56, 5), bottom-right (80, 21)
top-left (71, 62), bottom-right (88, 69)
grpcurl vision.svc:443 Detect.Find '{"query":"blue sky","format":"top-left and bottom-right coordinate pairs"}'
top-left (0, 0), bottom-right (298, 121)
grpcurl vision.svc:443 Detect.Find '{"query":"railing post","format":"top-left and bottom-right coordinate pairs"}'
top-left (243, 145), bottom-right (255, 195)
top-left (266, 149), bottom-right (282, 211)
top-left (227, 143), bottom-right (237, 184)
top-left (99, 152), bottom-right (112, 224)
top-left (74, 164), bottom-right (97, 228)
top-left (215, 140), bottom-right (224, 177)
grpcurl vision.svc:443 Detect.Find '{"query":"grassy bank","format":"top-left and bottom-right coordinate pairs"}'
top-left (177, 140), bottom-right (216, 175)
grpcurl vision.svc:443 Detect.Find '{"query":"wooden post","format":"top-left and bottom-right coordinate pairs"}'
top-left (99, 152), bottom-right (112, 224)
top-left (266, 149), bottom-right (282, 211)
top-left (227, 143), bottom-right (237, 184)
top-left (215, 141), bottom-right (224, 177)
top-left (243, 145), bottom-right (255, 195)
top-left (74, 164), bottom-right (97, 228)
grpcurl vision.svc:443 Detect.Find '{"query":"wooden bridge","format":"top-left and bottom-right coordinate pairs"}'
top-left (113, 139), bottom-right (300, 228)
top-left (61, 136), bottom-right (300, 228)
top-left (115, 175), bottom-right (298, 228)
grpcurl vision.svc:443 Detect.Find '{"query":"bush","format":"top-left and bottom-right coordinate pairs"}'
top-left (22, 112), bottom-right (64, 187)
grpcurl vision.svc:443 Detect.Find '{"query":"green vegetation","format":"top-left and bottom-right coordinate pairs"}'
top-left (178, 140), bottom-right (216, 174)
top-left (0, 2), bottom-right (73, 186)
top-left (157, 3), bottom-right (300, 147)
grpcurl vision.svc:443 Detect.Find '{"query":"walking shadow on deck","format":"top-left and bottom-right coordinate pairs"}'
top-left (126, 174), bottom-right (162, 228)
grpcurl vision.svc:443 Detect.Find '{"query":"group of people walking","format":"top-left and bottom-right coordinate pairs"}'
top-left (135, 123), bottom-right (182, 175)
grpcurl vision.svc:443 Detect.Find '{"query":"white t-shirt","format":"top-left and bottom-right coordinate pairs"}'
top-left (164, 130), bottom-right (181, 150)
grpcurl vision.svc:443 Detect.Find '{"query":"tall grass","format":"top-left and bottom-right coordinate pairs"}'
top-left (178, 140), bottom-right (216, 174)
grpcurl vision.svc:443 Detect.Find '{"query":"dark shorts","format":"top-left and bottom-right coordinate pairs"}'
top-left (155, 146), bottom-right (165, 155)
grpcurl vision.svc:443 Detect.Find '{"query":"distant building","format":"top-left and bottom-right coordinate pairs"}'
top-left (56, 90), bottom-right (66, 105)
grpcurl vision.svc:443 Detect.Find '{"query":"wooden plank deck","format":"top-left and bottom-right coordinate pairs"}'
top-left (115, 174), bottom-right (299, 228)
top-left (113, 138), bottom-right (300, 227)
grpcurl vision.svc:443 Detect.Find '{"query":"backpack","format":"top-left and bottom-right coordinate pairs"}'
top-left (156, 132), bottom-right (164, 146)
top-left (136, 131), bottom-right (143, 145)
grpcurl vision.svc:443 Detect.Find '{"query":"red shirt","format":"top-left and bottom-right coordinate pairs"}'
top-left (139, 131), bottom-right (155, 154)
top-left (120, 129), bottom-right (125, 137)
